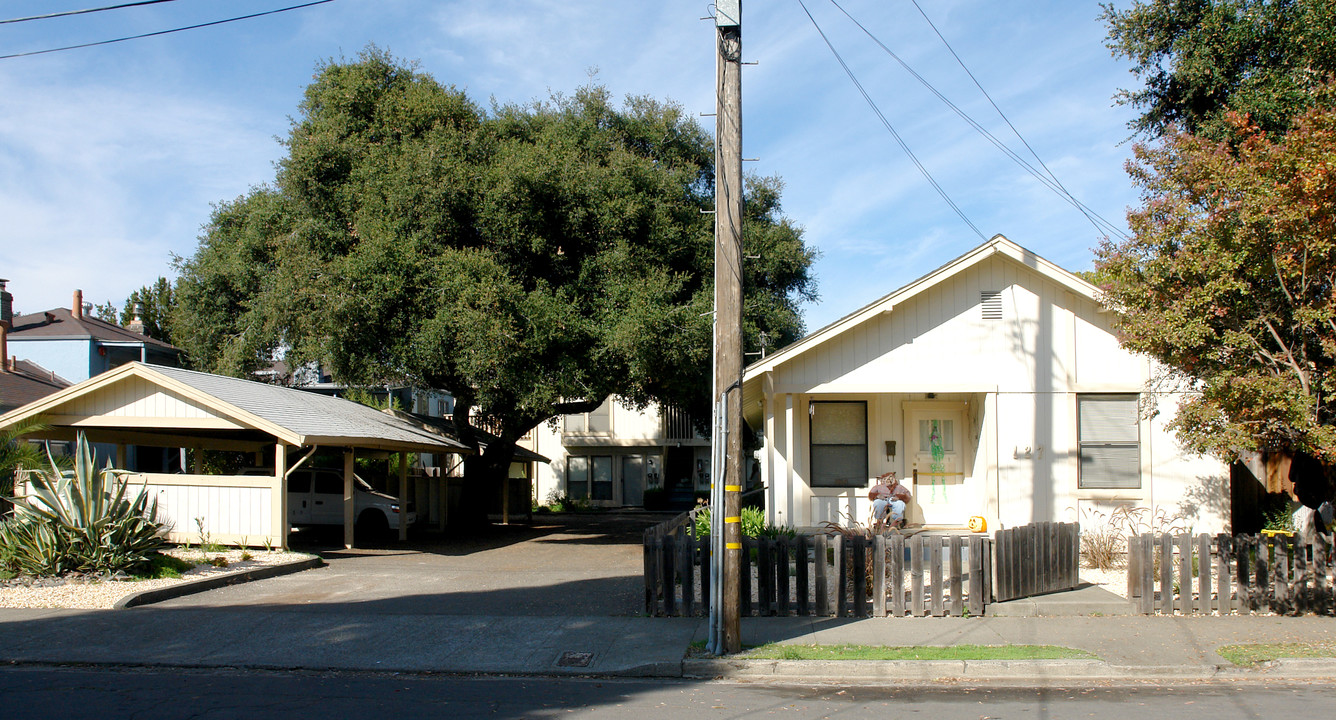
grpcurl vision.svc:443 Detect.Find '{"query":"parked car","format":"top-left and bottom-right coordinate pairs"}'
top-left (244, 468), bottom-right (416, 536)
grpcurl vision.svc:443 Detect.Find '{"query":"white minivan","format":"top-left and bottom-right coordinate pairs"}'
top-left (247, 468), bottom-right (416, 536)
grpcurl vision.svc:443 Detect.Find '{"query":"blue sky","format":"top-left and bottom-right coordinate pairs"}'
top-left (1, 0), bottom-right (1142, 333)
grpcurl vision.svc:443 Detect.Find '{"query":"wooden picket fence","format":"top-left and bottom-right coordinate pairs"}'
top-left (993, 522), bottom-right (1081, 602)
top-left (1127, 532), bottom-right (1336, 615)
top-left (643, 519), bottom-right (999, 617)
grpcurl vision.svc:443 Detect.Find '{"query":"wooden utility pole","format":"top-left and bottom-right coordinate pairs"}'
top-left (714, 0), bottom-right (744, 655)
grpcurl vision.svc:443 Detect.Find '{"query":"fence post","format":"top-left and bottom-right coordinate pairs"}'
top-left (1127, 534), bottom-right (1141, 604)
top-left (891, 533), bottom-right (906, 617)
top-left (698, 536), bottom-right (711, 617)
top-left (1214, 534), bottom-right (1230, 615)
top-left (874, 534), bottom-right (887, 617)
top-left (1194, 533), bottom-right (1210, 615)
top-left (1158, 533), bottom-right (1174, 615)
top-left (968, 535), bottom-right (984, 617)
top-left (1237, 535), bottom-right (1253, 615)
top-left (679, 526), bottom-right (694, 617)
top-left (1294, 536), bottom-right (1308, 615)
top-left (796, 535), bottom-right (811, 616)
top-left (1176, 533), bottom-right (1191, 614)
top-left (1255, 535), bottom-right (1270, 613)
top-left (644, 531), bottom-right (657, 615)
top-left (949, 534), bottom-right (963, 617)
top-left (1316, 533), bottom-right (1331, 615)
top-left (912, 534), bottom-right (926, 616)
top-left (757, 536), bottom-right (773, 616)
top-left (777, 536), bottom-right (791, 616)
top-left (814, 534), bottom-right (829, 616)
top-left (835, 534), bottom-right (847, 618)
top-left (1138, 533), bottom-right (1153, 615)
top-left (662, 532), bottom-right (677, 616)
top-left (853, 535), bottom-right (868, 618)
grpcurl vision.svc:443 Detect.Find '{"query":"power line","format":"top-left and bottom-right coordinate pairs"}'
top-left (796, 0), bottom-right (987, 242)
top-left (0, 0), bottom-right (335, 61)
top-left (825, 0), bottom-right (1128, 240)
top-left (0, 1), bottom-right (188, 25)
top-left (905, 0), bottom-right (1120, 239)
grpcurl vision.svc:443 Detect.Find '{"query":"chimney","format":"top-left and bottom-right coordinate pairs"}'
top-left (127, 302), bottom-right (145, 335)
top-left (0, 279), bottom-right (10, 373)
top-left (72, 289), bottom-right (83, 319)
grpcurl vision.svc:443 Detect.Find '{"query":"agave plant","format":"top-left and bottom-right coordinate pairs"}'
top-left (1, 432), bottom-right (167, 576)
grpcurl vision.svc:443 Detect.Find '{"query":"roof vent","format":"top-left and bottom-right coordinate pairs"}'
top-left (981, 291), bottom-right (1003, 320)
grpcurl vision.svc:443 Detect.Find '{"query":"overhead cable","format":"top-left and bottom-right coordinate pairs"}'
top-left (0, 0), bottom-right (334, 60)
top-left (797, 0), bottom-right (987, 241)
top-left (827, 0), bottom-right (1128, 240)
top-left (904, 0), bottom-right (1122, 239)
top-left (0, 0), bottom-right (187, 25)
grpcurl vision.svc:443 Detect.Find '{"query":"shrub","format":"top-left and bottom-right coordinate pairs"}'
top-left (0, 432), bottom-right (168, 576)
top-left (693, 506), bottom-right (794, 539)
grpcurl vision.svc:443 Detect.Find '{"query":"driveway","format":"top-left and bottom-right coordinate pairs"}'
top-left (153, 511), bottom-right (679, 616)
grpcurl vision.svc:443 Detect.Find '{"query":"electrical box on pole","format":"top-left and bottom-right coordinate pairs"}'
top-left (710, 0), bottom-right (744, 656)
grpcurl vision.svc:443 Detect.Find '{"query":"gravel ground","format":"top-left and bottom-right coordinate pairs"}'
top-left (0, 549), bottom-right (314, 610)
top-left (1081, 565), bottom-right (1129, 598)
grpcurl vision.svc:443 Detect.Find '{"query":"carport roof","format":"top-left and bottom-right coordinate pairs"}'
top-left (0, 362), bottom-right (474, 454)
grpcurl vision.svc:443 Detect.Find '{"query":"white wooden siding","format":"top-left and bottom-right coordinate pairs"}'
top-left (129, 473), bottom-right (279, 545)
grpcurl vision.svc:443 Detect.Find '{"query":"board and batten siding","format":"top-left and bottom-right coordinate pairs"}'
top-left (129, 473), bottom-right (280, 546)
top-left (59, 376), bottom-right (242, 426)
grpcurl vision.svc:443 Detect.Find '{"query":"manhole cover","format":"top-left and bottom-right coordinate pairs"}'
top-left (556, 651), bottom-right (594, 668)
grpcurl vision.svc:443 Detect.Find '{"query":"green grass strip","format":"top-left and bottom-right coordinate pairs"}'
top-left (737, 643), bottom-right (1094, 661)
top-left (1218, 642), bottom-right (1336, 666)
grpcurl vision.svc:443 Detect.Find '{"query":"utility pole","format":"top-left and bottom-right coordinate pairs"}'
top-left (711, 0), bottom-right (744, 655)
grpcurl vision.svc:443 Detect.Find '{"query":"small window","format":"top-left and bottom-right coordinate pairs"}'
top-left (1078, 395), bottom-right (1141, 489)
top-left (809, 401), bottom-right (868, 488)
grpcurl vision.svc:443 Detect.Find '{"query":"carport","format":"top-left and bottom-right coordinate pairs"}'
top-left (0, 362), bottom-right (472, 549)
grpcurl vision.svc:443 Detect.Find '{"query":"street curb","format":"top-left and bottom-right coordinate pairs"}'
top-left (112, 556), bottom-right (325, 609)
top-left (681, 658), bottom-right (1228, 683)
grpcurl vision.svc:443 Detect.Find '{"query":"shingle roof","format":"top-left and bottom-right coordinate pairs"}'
top-left (0, 360), bottom-right (70, 414)
top-left (9, 308), bottom-right (179, 352)
top-left (144, 364), bottom-right (472, 451)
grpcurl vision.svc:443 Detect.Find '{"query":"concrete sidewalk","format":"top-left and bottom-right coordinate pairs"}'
top-left (1, 602), bottom-right (1334, 683)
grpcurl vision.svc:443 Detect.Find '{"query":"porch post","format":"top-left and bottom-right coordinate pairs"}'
top-left (116, 443), bottom-right (127, 470)
top-left (398, 452), bottom-right (409, 541)
top-left (344, 448), bottom-right (356, 549)
top-left (274, 443), bottom-right (289, 550)
top-left (783, 394), bottom-right (796, 527)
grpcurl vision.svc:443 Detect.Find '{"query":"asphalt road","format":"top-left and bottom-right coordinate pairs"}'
top-left (3, 666), bottom-right (1334, 719)
top-left (153, 511), bottom-right (676, 616)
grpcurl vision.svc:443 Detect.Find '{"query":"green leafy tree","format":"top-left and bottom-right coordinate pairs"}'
top-left (1095, 107), bottom-right (1336, 468)
top-left (89, 277), bottom-right (178, 342)
top-left (1102, 0), bottom-right (1336, 141)
top-left (173, 48), bottom-right (816, 518)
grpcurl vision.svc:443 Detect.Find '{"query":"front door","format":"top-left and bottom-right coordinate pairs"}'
top-left (908, 404), bottom-right (968, 526)
top-left (622, 455), bottom-right (645, 507)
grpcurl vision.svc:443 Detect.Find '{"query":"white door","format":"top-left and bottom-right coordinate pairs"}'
top-left (908, 405), bottom-right (968, 526)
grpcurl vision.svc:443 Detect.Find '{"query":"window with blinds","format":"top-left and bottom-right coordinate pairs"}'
top-left (1077, 394), bottom-right (1141, 489)
top-left (810, 401), bottom-right (868, 488)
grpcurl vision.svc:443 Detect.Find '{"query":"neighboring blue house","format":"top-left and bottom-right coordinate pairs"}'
top-left (7, 290), bottom-right (181, 383)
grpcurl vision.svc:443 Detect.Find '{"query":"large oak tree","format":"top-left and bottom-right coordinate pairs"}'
top-left (173, 48), bottom-right (816, 513)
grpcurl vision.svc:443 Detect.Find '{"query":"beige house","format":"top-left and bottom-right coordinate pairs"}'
top-left (527, 399), bottom-right (710, 508)
top-left (0, 362), bottom-right (470, 548)
top-left (742, 235), bottom-right (1230, 533)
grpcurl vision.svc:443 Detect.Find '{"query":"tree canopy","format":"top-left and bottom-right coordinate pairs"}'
top-left (1102, 0), bottom-right (1336, 141)
top-left (1094, 107), bottom-right (1336, 464)
top-left (173, 48), bottom-right (816, 488)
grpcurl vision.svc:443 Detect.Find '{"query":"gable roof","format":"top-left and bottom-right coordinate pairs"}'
top-left (744, 234), bottom-right (1101, 381)
top-left (9, 307), bottom-right (179, 352)
top-left (0, 362), bottom-right (472, 454)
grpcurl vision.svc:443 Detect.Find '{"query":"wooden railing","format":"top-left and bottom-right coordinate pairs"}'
top-left (644, 526), bottom-right (993, 617)
top-left (1127, 532), bottom-right (1336, 615)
